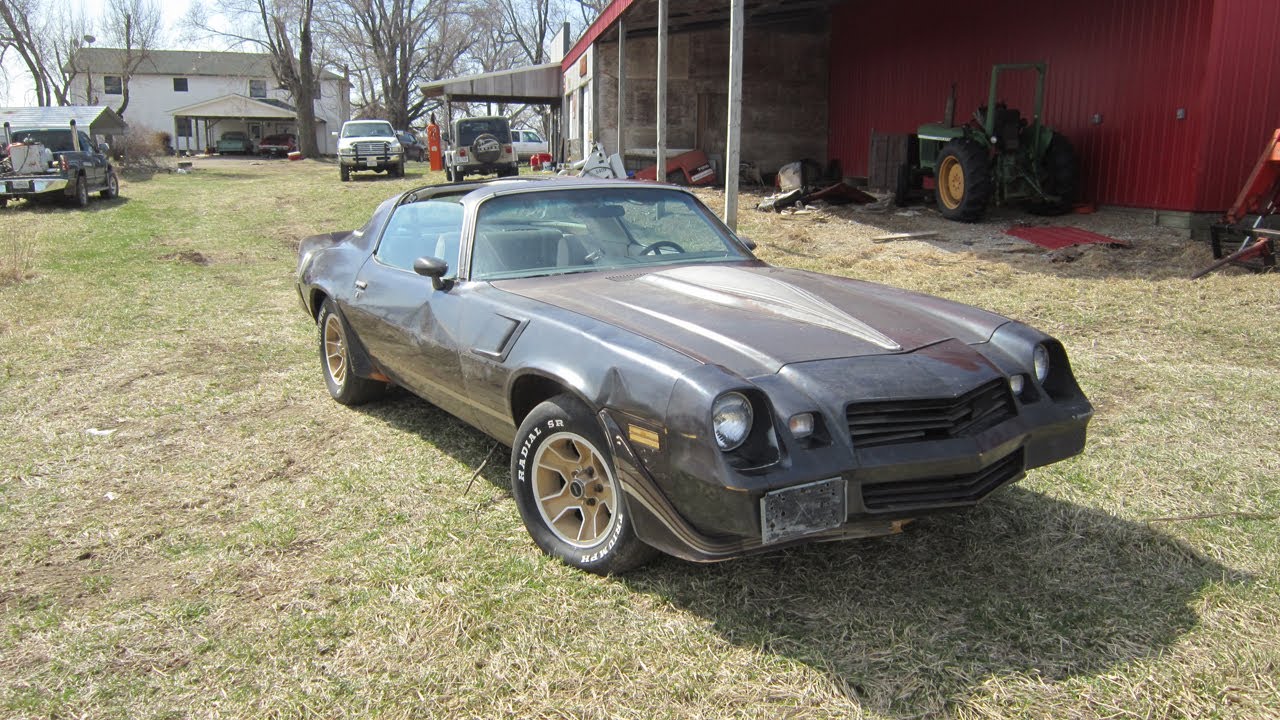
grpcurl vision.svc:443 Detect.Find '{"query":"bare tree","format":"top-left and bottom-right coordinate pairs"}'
top-left (495, 0), bottom-right (552, 65)
top-left (318, 0), bottom-right (468, 128)
top-left (102, 0), bottom-right (162, 117)
top-left (185, 0), bottom-right (323, 157)
top-left (0, 0), bottom-right (90, 106)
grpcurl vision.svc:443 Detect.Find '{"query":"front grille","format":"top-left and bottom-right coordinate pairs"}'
top-left (846, 378), bottom-right (1016, 449)
top-left (354, 141), bottom-right (389, 156)
top-left (861, 449), bottom-right (1024, 512)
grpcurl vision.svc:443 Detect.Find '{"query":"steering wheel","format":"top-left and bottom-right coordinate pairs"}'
top-left (638, 240), bottom-right (686, 256)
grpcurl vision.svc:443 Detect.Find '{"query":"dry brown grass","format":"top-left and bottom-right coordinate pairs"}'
top-left (0, 160), bottom-right (1277, 719)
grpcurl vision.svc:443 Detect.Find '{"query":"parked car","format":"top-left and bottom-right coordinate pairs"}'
top-left (444, 116), bottom-right (518, 181)
top-left (512, 128), bottom-right (549, 160)
top-left (295, 178), bottom-right (1093, 574)
top-left (215, 131), bottom-right (254, 155)
top-left (334, 119), bottom-right (404, 181)
top-left (258, 133), bottom-right (297, 157)
top-left (397, 131), bottom-right (426, 162)
top-left (1, 123), bottom-right (119, 209)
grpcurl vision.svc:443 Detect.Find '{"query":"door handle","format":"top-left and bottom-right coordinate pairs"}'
top-left (354, 280), bottom-right (368, 290)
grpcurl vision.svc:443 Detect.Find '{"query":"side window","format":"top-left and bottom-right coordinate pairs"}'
top-left (173, 77), bottom-right (188, 92)
top-left (103, 75), bottom-right (123, 95)
top-left (375, 200), bottom-right (464, 274)
top-left (79, 133), bottom-right (95, 152)
top-left (249, 79), bottom-right (267, 98)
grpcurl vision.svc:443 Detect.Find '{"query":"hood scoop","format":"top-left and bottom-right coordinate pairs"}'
top-left (638, 266), bottom-right (902, 351)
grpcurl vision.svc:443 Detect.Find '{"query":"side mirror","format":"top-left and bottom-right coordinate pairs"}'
top-left (413, 256), bottom-right (452, 290)
top-left (738, 235), bottom-right (758, 251)
top-left (98, 143), bottom-right (110, 155)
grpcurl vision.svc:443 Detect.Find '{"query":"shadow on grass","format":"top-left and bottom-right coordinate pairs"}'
top-left (622, 486), bottom-right (1245, 717)
top-left (0, 196), bottom-right (130, 213)
top-left (352, 393), bottom-right (1241, 717)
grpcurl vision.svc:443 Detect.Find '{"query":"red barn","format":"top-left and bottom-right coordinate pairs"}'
top-left (560, 0), bottom-right (1280, 218)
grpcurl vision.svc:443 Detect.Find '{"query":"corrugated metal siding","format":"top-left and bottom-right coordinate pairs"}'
top-left (1194, 0), bottom-right (1280, 211)
top-left (828, 0), bottom-right (1217, 211)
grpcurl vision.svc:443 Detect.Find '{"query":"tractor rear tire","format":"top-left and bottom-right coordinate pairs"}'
top-left (1027, 132), bottom-right (1077, 216)
top-left (934, 139), bottom-right (992, 222)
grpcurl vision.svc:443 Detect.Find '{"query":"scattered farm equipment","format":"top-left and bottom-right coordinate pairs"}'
top-left (1192, 129), bottom-right (1280, 279)
top-left (898, 62), bottom-right (1077, 222)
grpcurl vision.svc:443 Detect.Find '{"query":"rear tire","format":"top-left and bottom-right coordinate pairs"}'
top-left (934, 139), bottom-right (991, 222)
top-left (70, 175), bottom-right (90, 208)
top-left (317, 299), bottom-right (383, 406)
top-left (1027, 132), bottom-right (1077, 216)
top-left (511, 394), bottom-right (656, 575)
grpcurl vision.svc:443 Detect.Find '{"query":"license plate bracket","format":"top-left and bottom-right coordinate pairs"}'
top-left (761, 477), bottom-right (847, 545)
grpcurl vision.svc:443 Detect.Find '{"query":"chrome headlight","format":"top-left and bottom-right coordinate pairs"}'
top-left (712, 392), bottom-right (753, 451)
top-left (1033, 344), bottom-right (1050, 383)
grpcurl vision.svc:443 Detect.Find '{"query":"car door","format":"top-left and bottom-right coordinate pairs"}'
top-left (340, 199), bottom-right (478, 425)
top-left (79, 131), bottom-right (105, 187)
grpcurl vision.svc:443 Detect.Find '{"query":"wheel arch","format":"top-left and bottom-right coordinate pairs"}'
top-left (508, 370), bottom-right (594, 430)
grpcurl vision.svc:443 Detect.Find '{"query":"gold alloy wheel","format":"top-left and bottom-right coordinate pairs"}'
top-left (532, 432), bottom-right (617, 548)
top-left (323, 314), bottom-right (348, 385)
top-left (938, 155), bottom-right (964, 210)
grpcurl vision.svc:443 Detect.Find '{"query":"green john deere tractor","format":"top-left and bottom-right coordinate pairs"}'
top-left (901, 62), bottom-right (1076, 222)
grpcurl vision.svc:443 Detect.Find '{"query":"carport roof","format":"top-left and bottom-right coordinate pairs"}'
top-left (420, 63), bottom-right (562, 104)
top-left (563, 0), bottom-right (839, 68)
top-left (170, 94), bottom-right (301, 119)
top-left (0, 105), bottom-right (127, 135)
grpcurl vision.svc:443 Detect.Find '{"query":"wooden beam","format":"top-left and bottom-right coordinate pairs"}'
top-left (617, 19), bottom-right (627, 161)
top-left (723, 0), bottom-right (744, 230)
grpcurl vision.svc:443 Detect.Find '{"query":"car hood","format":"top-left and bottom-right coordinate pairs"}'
top-left (494, 263), bottom-right (1009, 377)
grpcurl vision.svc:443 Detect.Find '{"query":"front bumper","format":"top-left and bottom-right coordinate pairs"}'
top-left (3, 176), bottom-right (69, 197)
top-left (340, 152), bottom-right (403, 170)
top-left (601, 342), bottom-right (1093, 563)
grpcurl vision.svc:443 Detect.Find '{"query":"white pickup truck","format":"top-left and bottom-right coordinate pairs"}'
top-left (334, 119), bottom-right (404, 181)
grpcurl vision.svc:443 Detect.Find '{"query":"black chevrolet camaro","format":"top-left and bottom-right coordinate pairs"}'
top-left (296, 177), bottom-right (1093, 574)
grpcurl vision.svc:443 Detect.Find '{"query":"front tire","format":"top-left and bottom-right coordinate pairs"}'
top-left (317, 299), bottom-right (383, 405)
top-left (100, 171), bottom-right (119, 200)
top-left (1027, 132), bottom-right (1077, 216)
top-left (340, 165), bottom-right (351, 182)
top-left (511, 395), bottom-right (656, 575)
top-left (934, 139), bottom-right (991, 222)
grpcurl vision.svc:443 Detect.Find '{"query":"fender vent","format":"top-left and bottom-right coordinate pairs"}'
top-left (605, 272), bottom-right (651, 281)
top-left (846, 378), bottom-right (1016, 448)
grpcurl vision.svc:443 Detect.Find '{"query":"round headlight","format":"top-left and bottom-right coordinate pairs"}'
top-left (712, 392), bottom-right (753, 451)
top-left (1033, 344), bottom-right (1050, 383)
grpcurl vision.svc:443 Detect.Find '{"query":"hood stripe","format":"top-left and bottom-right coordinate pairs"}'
top-left (639, 267), bottom-right (902, 351)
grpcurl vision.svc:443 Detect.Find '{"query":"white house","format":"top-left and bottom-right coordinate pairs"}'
top-left (65, 49), bottom-right (349, 154)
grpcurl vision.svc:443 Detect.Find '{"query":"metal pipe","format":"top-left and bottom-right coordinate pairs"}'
top-left (2, 121), bottom-right (11, 147)
top-left (656, 0), bottom-right (668, 181)
top-left (70, 119), bottom-right (81, 152)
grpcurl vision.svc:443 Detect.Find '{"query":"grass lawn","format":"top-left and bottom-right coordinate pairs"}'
top-left (1, 158), bottom-right (1277, 719)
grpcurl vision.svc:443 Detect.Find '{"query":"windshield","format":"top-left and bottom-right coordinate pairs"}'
top-left (342, 121), bottom-right (394, 138)
top-left (457, 119), bottom-right (512, 145)
top-left (470, 188), bottom-right (748, 281)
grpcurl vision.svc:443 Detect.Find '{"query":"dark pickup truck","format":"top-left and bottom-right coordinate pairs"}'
top-left (1, 121), bottom-right (119, 209)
